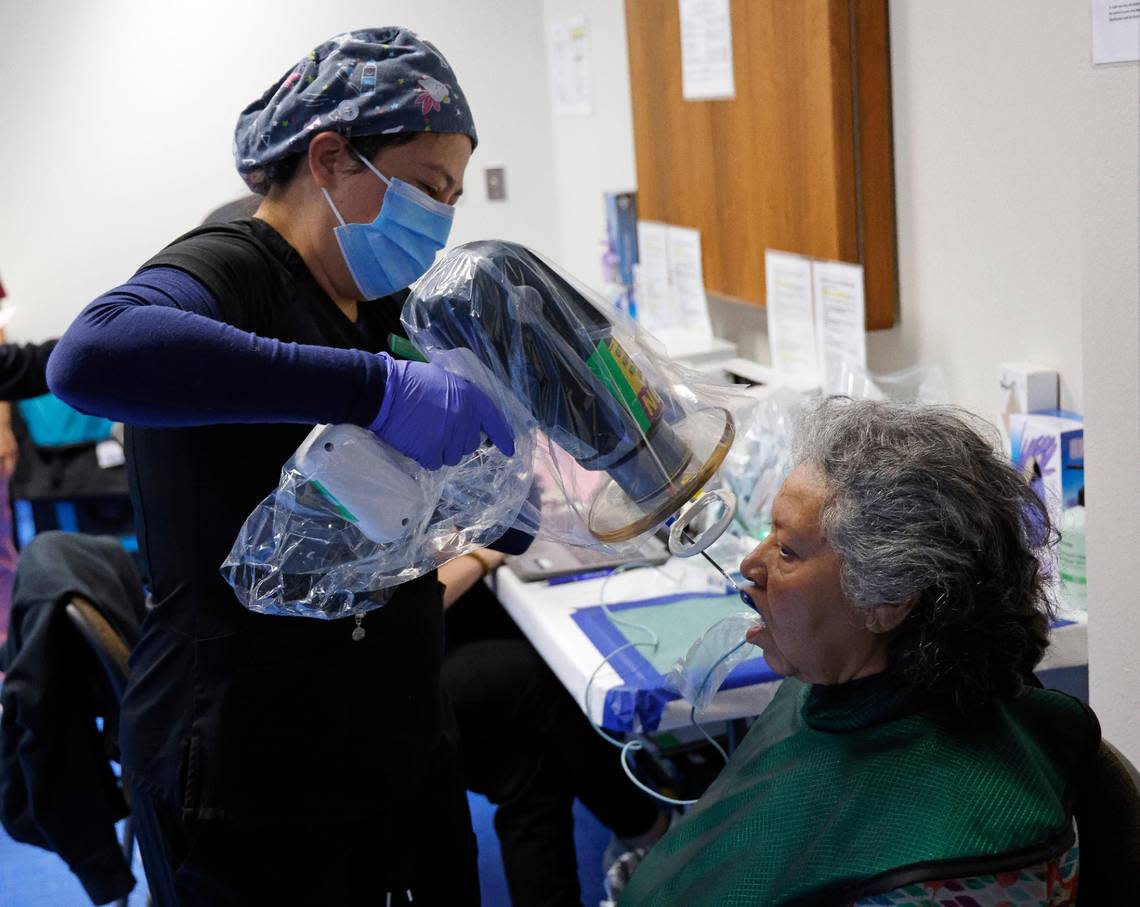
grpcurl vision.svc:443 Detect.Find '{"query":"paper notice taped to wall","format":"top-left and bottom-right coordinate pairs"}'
top-left (1091, 0), bottom-right (1140, 64)
top-left (665, 226), bottom-right (713, 338)
top-left (679, 0), bottom-right (735, 100)
top-left (547, 15), bottom-right (594, 115)
top-left (812, 260), bottom-right (867, 393)
top-left (635, 222), bottom-right (712, 336)
top-left (635, 221), bottom-right (674, 332)
top-left (765, 250), bottom-right (819, 388)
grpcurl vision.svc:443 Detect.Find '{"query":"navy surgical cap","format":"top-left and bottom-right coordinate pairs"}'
top-left (234, 27), bottom-right (477, 193)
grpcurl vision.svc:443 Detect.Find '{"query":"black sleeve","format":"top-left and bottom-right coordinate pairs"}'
top-left (0, 340), bottom-right (57, 400)
top-left (140, 225), bottom-right (282, 332)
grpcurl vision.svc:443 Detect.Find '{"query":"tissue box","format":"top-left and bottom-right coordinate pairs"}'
top-left (1009, 410), bottom-right (1084, 523)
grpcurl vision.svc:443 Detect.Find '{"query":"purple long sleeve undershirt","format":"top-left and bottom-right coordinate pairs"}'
top-left (46, 267), bottom-right (387, 428)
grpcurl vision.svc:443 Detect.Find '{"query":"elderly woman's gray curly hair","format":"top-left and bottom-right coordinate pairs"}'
top-left (793, 398), bottom-right (1055, 710)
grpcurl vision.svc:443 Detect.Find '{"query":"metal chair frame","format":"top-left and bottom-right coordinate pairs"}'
top-left (64, 595), bottom-right (143, 907)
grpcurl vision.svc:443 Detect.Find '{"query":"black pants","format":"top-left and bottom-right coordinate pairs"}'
top-left (129, 769), bottom-right (479, 906)
top-left (444, 582), bottom-right (659, 907)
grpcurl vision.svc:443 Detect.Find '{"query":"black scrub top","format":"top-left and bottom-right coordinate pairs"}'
top-left (120, 219), bottom-right (457, 834)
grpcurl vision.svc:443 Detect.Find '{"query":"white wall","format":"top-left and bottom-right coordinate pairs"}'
top-left (540, 0), bottom-right (639, 288)
top-left (0, 0), bottom-right (562, 340)
top-left (871, 1), bottom-right (1086, 419)
top-left (1079, 48), bottom-right (1140, 762)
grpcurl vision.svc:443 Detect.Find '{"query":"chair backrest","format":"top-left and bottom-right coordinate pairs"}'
top-left (62, 596), bottom-right (138, 906)
top-left (64, 596), bottom-right (130, 703)
top-left (1103, 739), bottom-right (1140, 793)
top-left (1075, 738), bottom-right (1140, 904)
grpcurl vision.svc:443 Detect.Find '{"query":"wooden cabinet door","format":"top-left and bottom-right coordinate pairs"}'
top-left (626, 0), bottom-right (897, 328)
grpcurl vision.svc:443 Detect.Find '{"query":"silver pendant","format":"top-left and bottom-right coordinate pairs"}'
top-left (352, 614), bottom-right (365, 641)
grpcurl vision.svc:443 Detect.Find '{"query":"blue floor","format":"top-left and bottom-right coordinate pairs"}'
top-left (472, 794), bottom-right (610, 906)
top-left (0, 793), bottom-right (609, 907)
top-left (0, 819), bottom-right (148, 906)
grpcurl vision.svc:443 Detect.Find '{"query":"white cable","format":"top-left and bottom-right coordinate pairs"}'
top-left (585, 564), bottom-right (749, 807)
top-left (619, 739), bottom-right (700, 806)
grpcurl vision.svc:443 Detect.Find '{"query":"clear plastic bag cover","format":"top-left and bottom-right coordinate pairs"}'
top-left (833, 361), bottom-right (949, 404)
top-left (665, 611), bottom-right (763, 710)
top-left (222, 349), bottom-right (538, 619)
top-left (403, 240), bottom-right (756, 550)
top-left (720, 386), bottom-right (805, 539)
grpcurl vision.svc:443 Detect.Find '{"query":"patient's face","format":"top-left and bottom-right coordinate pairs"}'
top-left (739, 465), bottom-right (884, 685)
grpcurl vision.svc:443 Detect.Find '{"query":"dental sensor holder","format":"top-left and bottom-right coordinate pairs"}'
top-left (667, 489), bottom-right (738, 557)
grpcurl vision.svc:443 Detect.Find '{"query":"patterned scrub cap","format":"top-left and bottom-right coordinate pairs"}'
top-left (234, 27), bottom-right (477, 193)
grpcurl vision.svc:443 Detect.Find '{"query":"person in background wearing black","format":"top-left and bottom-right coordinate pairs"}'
top-left (438, 551), bottom-right (670, 907)
top-left (0, 272), bottom-right (59, 634)
top-left (0, 274), bottom-right (58, 471)
top-left (0, 338), bottom-right (57, 477)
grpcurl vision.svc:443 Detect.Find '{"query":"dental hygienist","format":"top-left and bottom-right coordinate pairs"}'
top-left (48, 29), bottom-right (506, 905)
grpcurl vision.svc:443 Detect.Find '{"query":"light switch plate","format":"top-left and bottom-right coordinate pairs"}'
top-left (485, 166), bottom-right (506, 201)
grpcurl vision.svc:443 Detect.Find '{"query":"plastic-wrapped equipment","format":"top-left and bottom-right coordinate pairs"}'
top-left (224, 240), bottom-right (751, 618)
top-left (404, 241), bottom-right (742, 546)
top-left (222, 350), bottom-right (538, 619)
top-left (719, 386), bottom-right (805, 539)
top-left (832, 361), bottom-right (949, 404)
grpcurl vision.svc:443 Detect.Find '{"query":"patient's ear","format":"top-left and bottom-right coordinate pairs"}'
top-left (864, 593), bottom-right (918, 635)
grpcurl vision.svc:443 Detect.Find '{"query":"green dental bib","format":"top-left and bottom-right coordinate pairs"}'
top-left (621, 673), bottom-right (1097, 907)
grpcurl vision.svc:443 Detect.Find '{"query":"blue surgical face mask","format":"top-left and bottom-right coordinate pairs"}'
top-left (321, 151), bottom-right (455, 299)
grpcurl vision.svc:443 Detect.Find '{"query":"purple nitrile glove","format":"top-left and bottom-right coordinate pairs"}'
top-left (369, 353), bottom-right (515, 470)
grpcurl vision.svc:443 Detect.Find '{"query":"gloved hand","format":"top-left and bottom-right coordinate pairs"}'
top-left (369, 354), bottom-right (515, 470)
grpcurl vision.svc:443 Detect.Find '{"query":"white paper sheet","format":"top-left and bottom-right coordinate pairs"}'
top-left (546, 16), bottom-right (594, 116)
top-left (764, 250), bottom-right (819, 387)
top-left (635, 221), bottom-right (674, 331)
top-left (1091, 0), bottom-right (1140, 64)
top-left (665, 226), bottom-right (713, 337)
top-left (679, 0), bottom-right (735, 101)
top-left (812, 260), bottom-right (867, 393)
